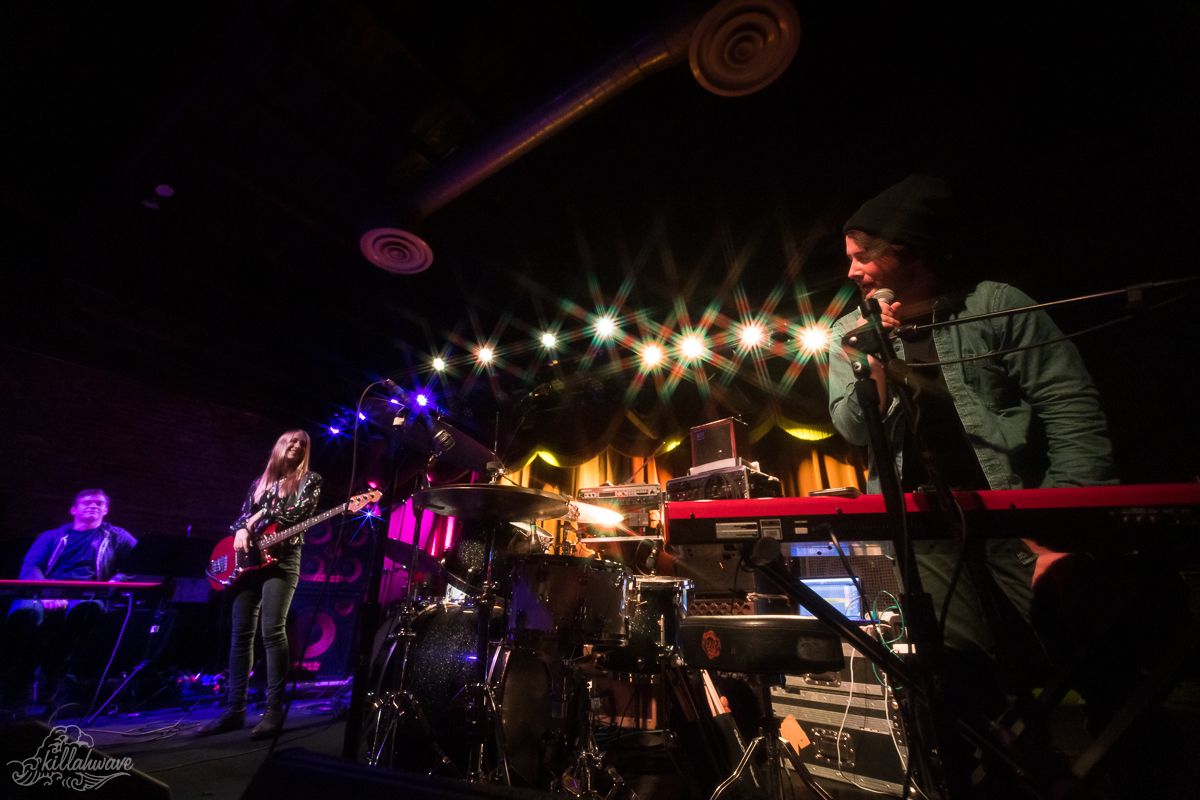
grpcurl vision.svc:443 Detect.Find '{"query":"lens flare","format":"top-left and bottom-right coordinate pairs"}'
top-left (679, 333), bottom-right (707, 361)
top-left (737, 322), bottom-right (768, 349)
top-left (640, 342), bottom-right (665, 369)
top-left (594, 315), bottom-right (617, 340)
top-left (797, 324), bottom-right (831, 354)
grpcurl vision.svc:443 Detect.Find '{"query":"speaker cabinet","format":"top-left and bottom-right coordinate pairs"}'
top-left (286, 586), bottom-right (361, 681)
top-left (299, 519), bottom-right (372, 590)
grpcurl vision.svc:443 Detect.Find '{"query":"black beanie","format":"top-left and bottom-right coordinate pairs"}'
top-left (843, 174), bottom-right (954, 248)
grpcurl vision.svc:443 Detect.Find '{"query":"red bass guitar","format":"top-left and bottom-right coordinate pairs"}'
top-left (205, 490), bottom-right (381, 591)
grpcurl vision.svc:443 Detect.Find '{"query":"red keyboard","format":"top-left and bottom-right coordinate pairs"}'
top-left (664, 483), bottom-right (1200, 548)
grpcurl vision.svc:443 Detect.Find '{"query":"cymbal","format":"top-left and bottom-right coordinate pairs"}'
top-left (414, 484), bottom-right (570, 522)
top-left (382, 538), bottom-right (443, 573)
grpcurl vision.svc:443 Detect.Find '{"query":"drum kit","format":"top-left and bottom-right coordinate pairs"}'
top-left (359, 480), bottom-right (692, 795)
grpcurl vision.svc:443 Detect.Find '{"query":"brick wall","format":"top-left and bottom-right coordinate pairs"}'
top-left (0, 345), bottom-right (302, 571)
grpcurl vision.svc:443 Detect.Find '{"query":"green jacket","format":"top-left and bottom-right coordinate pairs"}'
top-left (828, 281), bottom-right (1115, 491)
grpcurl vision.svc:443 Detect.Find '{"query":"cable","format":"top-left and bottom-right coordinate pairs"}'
top-left (936, 500), bottom-right (970, 643)
top-left (146, 714), bottom-right (342, 773)
top-left (830, 644), bottom-right (893, 796)
top-left (894, 291), bottom-right (1184, 371)
top-left (825, 527), bottom-right (874, 625)
top-left (83, 594), bottom-right (135, 719)
top-left (269, 379), bottom-right (384, 758)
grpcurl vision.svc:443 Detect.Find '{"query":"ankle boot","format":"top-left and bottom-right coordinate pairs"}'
top-left (250, 705), bottom-right (284, 740)
top-left (196, 708), bottom-right (245, 736)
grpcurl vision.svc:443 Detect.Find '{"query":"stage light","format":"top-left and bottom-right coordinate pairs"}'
top-left (572, 502), bottom-right (623, 528)
top-left (594, 315), bottom-right (617, 340)
top-left (679, 333), bottom-right (707, 361)
top-left (540, 331), bottom-right (557, 349)
top-left (662, 438), bottom-right (683, 453)
top-left (798, 324), bottom-right (832, 354)
top-left (477, 346), bottom-right (495, 365)
top-left (357, 412), bottom-right (366, 421)
top-left (432, 356), bottom-right (446, 372)
top-left (737, 322), bottom-right (768, 349)
top-left (416, 393), bottom-right (429, 407)
top-left (388, 398), bottom-right (401, 405)
top-left (784, 425), bottom-right (834, 442)
top-left (536, 450), bottom-right (561, 467)
top-left (328, 426), bottom-right (341, 435)
top-left (640, 342), bottom-right (665, 369)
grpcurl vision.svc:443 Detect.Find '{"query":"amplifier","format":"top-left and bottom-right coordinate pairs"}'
top-left (771, 637), bottom-right (909, 797)
top-left (689, 416), bottom-right (750, 472)
top-left (578, 483), bottom-right (663, 529)
top-left (665, 465), bottom-right (782, 502)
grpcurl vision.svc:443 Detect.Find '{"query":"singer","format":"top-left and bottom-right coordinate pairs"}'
top-left (826, 175), bottom-right (1119, 784)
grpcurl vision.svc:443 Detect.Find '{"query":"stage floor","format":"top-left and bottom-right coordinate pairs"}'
top-left (6, 683), bottom-right (1199, 800)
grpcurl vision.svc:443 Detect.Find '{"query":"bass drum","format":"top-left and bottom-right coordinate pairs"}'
top-left (361, 603), bottom-right (566, 785)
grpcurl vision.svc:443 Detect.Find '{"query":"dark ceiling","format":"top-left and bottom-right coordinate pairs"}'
top-left (4, 2), bottom-right (1199, 473)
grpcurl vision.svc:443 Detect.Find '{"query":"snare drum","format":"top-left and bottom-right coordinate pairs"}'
top-left (601, 575), bottom-right (692, 675)
top-left (507, 555), bottom-right (628, 650)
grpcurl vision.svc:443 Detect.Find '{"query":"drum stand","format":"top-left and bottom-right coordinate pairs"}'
top-left (361, 469), bottom-right (458, 772)
top-left (711, 676), bottom-right (834, 800)
top-left (464, 523), bottom-right (506, 783)
top-left (560, 669), bottom-right (638, 800)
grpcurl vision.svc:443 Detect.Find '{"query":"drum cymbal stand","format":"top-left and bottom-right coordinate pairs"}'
top-left (463, 521), bottom-right (507, 783)
top-left (363, 469), bottom-right (454, 772)
top-left (559, 665), bottom-right (639, 800)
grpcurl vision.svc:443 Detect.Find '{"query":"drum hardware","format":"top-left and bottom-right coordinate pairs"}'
top-left (677, 616), bottom-right (843, 800)
top-left (382, 538), bottom-right (444, 575)
top-left (599, 576), bottom-right (691, 679)
top-left (413, 484), bottom-right (609, 782)
top-left (558, 671), bottom-right (638, 800)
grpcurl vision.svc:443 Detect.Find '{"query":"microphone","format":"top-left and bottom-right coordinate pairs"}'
top-left (841, 288), bottom-right (897, 355)
top-left (430, 422), bottom-right (456, 453)
top-left (870, 287), bottom-right (896, 309)
top-left (381, 378), bottom-right (409, 399)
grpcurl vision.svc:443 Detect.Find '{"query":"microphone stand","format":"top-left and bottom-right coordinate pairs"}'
top-left (843, 276), bottom-right (1198, 358)
top-left (342, 407), bottom-right (430, 761)
top-left (844, 294), bottom-right (967, 799)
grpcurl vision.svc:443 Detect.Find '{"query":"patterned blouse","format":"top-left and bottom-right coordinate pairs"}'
top-left (230, 471), bottom-right (323, 546)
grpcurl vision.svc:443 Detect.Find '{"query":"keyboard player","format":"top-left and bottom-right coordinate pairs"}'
top-left (828, 175), bottom-right (1128, 788)
top-left (2, 488), bottom-right (138, 714)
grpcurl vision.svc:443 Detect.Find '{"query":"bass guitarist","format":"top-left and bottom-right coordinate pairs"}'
top-left (198, 429), bottom-right (321, 738)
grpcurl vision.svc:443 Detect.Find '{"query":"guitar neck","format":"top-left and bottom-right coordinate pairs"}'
top-left (256, 503), bottom-right (347, 549)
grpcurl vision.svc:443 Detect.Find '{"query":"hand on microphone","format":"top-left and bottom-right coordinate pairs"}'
top-left (858, 288), bottom-right (902, 331)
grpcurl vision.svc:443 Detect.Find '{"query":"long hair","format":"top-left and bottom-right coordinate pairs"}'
top-left (254, 429), bottom-right (311, 500)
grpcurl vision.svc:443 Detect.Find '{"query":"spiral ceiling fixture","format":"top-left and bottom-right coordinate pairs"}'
top-left (689, 0), bottom-right (801, 97)
top-left (359, 227), bottom-right (434, 275)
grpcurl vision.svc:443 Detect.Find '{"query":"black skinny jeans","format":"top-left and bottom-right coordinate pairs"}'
top-left (224, 545), bottom-right (300, 712)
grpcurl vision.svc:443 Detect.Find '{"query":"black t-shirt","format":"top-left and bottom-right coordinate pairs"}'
top-left (900, 325), bottom-right (989, 492)
top-left (47, 526), bottom-right (102, 580)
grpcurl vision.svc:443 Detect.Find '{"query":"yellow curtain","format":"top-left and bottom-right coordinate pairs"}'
top-left (506, 433), bottom-right (863, 498)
